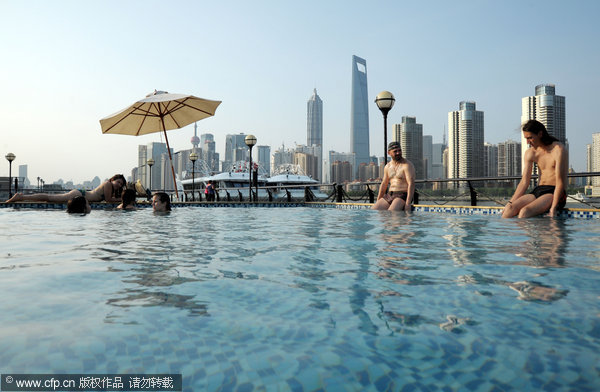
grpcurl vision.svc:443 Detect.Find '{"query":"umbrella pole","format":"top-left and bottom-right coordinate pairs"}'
top-left (161, 118), bottom-right (179, 199)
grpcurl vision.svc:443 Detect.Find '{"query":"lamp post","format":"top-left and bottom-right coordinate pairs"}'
top-left (5, 153), bottom-right (16, 198)
top-left (37, 177), bottom-right (40, 192)
top-left (375, 91), bottom-right (395, 165)
top-left (244, 134), bottom-right (257, 202)
top-left (147, 158), bottom-right (155, 192)
top-left (189, 152), bottom-right (198, 201)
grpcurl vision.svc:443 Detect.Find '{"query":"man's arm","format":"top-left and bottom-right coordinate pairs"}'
top-left (403, 161), bottom-right (416, 210)
top-left (508, 149), bottom-right (534, 204)
top-left (103, 181), bottom-right (121, 203)
top-left (377, 166), bottom-right (390, 200)
top-left (549, 144), bottom-right (568, 217)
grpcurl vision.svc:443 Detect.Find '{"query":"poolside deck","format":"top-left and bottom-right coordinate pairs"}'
top-left (2, 201), bottom-right (600, 219)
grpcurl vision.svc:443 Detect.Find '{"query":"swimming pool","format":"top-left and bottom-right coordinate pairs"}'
top-left (1, 207), bottom-right (599, 391)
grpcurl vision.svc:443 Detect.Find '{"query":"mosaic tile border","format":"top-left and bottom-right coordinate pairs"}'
top-left (2, 201), bottom-right (599, 219)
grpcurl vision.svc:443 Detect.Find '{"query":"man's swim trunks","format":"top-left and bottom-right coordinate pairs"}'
top-left (529, 185), bottom-right (566, 210)
top-left (383, 191), bottom-right (408, 204)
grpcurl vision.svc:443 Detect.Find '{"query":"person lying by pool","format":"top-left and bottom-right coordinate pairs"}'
top-left (66, 196), bottom-right (91, 214)
top-left (6, 174), bottom-right (126, 204)
top-left (116, 189), bottom-right (137, 210)
top-left (502, 120), bottom-right (568, 218)
top-left (372, 141), bottom-right (416, 211)
top-left (152, 192), bottom-right (171, 212)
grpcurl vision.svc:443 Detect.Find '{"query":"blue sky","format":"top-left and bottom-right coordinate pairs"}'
top-left (1, 0), bottom-right (599, 184)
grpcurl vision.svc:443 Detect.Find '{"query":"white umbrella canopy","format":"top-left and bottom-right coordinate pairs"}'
top-left (100, 90), bottom-right (222, 197)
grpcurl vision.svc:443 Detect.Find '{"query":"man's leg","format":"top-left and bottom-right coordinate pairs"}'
top-left (502, 194), bottom-right (536, 218)
top-left (517, 194), bottom-right (554, 218)
top-left (372, 198), bottom-right (391, 210)
top-left (388, 197), bottom-right (406, 211)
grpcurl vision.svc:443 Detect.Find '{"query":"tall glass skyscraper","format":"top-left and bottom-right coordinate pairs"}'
top-left (307, 88), bottom-right (323, 181)
top-left (350, 55), bottom-right (369, 177)
top-left (448, 101), bottom-right (485, 181)
top-left (394, 116), bottom-right (424, 179)
top-left (521, 84), bottom-right (566, 168)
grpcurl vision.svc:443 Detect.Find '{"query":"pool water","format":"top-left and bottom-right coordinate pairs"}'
top-left (1, 207), bottom-right (599, 391)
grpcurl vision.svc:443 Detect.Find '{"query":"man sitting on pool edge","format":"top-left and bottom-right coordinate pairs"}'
top-left (372, 141), bottom-right (416, 211)
top-left (502, 119), bottom-right (568, 218)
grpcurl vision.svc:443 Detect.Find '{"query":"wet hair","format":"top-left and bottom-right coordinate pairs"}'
top-left (121, 189), bottom-right (136, 207)
top-left (522, 119), bottom-right (558, 145)
top-left (109, 174), bottom-right (126, 197)
top-left (67, 196), bottom-right (88, 214)
top-left (154, 192), bottom-right (171, 211)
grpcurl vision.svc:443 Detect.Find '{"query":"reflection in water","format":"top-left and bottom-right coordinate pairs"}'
top-left (443, 216), bottom-right (490, 265)
top-left (457, 272), bottom-right (569, 303)
top-left (514, 218), bottom-right (570, 267)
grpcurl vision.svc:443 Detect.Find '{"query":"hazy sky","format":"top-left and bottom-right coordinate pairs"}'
top-left (2, 0), bottom-right (599, 184)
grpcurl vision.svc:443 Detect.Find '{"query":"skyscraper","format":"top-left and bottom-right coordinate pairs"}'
top-left (394, 116), bottom-right (424, 179)
top-left (521, 84), bottom-right (566, 166)
top-left (448, 101), bottom-right (484, 181)
top-left (350, 55), bottom-right (369, 177)
top-left (498, 140), bottom-right (521, 177)
top-left (592, 133), bottom-right (600, 187)
top-left (484, 143), bottom-right (498, 178)
top-left (307, 89), bottom-right (323, 181)
top-left (257, 145), bottom-right (271, 176)
top-left (225, 133), bottom-right (248, 170)
top-left (423, 135), bottom-right (433, 179)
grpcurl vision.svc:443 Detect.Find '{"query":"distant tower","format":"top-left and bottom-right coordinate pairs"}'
top-left (394, 116), bottom-right (424, 179)
top-left (350, 55), bottom-right (369, 178)
top-left (592, 133), bottom-right (600, 187)
top-left (191, 122), bottom-right (200, 148)
top-left (521, 84), bottom-right (566, 167)
top-left (448, 101), bottom-right (485, 181)
top-left (307, 88), bottom-right (323, 182)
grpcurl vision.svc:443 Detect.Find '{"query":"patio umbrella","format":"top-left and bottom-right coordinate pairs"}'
top-left (100, 90), bottom-right (221, 197)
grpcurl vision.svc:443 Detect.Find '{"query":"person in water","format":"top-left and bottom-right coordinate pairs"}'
top-left (116, 189), bottom-right (137, 210)
top-left (66, 196), bottom-right (91, 214)
top-left (372, 141), bottom-right (416, 211)
top-left (152, 192), bottom-right (171, 212)
top-left (502, 120), bottom-right (568, 218)
top-left (6, 174), bottom-right (126, 204)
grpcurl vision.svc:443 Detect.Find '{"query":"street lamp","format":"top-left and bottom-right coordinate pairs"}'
top-left (189, 152), bottom-right (198, 201)
top-left (5, 153), bottom-right (16, 198)
top-left (147, 158), bottom-right (155, 192)
top-left (375, 91), bottom-right (395, 165)
top-left (245, 134), bottom-right (257, 202)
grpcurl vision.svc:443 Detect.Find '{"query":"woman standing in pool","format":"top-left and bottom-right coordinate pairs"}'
top-left (6, 174), bottom-right (126, 204)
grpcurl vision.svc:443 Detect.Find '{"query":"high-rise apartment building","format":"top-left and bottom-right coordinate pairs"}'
top-left (483, 143), bottom-right (498, 178)
top-left (394, 116), bottom-right (424, 179)
top-left (331, 161), bottom-right (353, 184)
top-left (587, 143), bottom-right (593, 186)
top-left (307, 88), bottom-right (323, 182)
top-left (225, 133), bottom-right (248, 170)
top-left (521, 84), bottom-right (566, 167)
top-left (592, 133), bottom-right (600, 187)
top-left (448, 101), bottom-right (485, 181)
top-left (498, 140), bottom-right (521, 177)
top-left (423, 135), bottom-right (433, 179)
top-left (138, 142), bottom-right (172, 191)
top-left (431, 143), bottom-right (445, 179)
top-left (329, 151), bottom-right (356, 181)
top-left (350, 55), bottom-right (369, 177)
top-left (201, 133), bottom-right (219, 172)
top-left (257, 145), bottom-right (271, 176)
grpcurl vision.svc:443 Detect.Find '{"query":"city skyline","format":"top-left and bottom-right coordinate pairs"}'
top-left (2, 1), bottom-right (599, 184)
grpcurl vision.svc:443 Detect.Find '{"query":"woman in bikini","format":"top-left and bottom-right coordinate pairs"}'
top-left (6, 174), bottom-right (126, 204)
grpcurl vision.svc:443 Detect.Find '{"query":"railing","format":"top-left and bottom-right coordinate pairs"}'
top-left (167, 172), bottom-right (600, 209)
